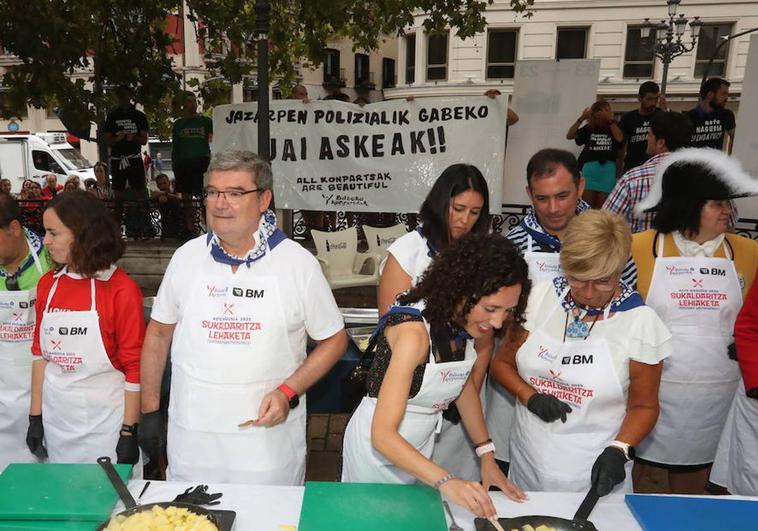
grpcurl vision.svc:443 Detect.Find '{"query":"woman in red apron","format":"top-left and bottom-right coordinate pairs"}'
top-left (27, 191), bottom-right (145, 470)
top-left (632, 148), bottom-right (758, 494)
top-left (343, 233), bottom-right (529, 518)
top-left (492, 210), bottom-right (670, 496)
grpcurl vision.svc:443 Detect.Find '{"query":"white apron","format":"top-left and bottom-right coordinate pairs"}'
top-left (509, 299), bottom-right (632, 493)
top-left (711, 385), bottom-right (758, 495)
top-left (0, 240), bottom-right (43, 471)
top-left (40, 275), bottom-right (131, 467)
top-left (342, 328), bottom-right (477, 483)
top-left (637, 236), bottom-right (742, 465)
top-left (524, 236), bottom-right (563, 284)
top-left (166, 244), bottom-right (306, 485)
top-left (431, 380), bottom-right (486, 481)
top-left (486, 237), bottom-right (562, 464)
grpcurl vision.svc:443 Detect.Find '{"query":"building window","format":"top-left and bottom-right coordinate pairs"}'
top-left (427, 32), bottom-right (448, 81)
top-left (405, 34), bottom-right (416, 84)
top-left (556, 28), bottom-right (588, 59)
top-left (383, 58), bottom-right (396, 88)
top-left (323, 48), bottom-right (343, 85)
top-left (487, 29), bottom-right (518, 79)
top-left (355, 53), bottom-right (373, 88)
top-left (695, 23), bottom-right (733, 78)
top-left (623, 27), bottom-right (655, 78)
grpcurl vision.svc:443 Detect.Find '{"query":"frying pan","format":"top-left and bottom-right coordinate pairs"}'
top-left (95, 456), bottom-right (221, 530)
top-left (474, 489), bottom-right (599, 531)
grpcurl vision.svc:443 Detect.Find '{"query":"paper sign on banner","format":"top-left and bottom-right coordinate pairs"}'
top-left (732, 35), bottom-right (758, 220)
top-left (503, 59), bottom-right (601, 204)
top-left (212, 97), bottom-right (507, 213)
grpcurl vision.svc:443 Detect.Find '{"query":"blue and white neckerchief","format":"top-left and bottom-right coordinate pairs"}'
top-left (207, 210), bottom-right (285, 268)
top-left (415, 225), bottom-right (438, 258)
top-left (553, 275), bottom-right (644, 317)
top-left (0, 228), bottom-right (44, 279)
top-left (520, 200), bottom-right (591, 251)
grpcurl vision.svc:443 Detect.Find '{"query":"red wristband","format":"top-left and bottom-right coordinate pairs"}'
top-left (277, 383), bottom-right (297, 400)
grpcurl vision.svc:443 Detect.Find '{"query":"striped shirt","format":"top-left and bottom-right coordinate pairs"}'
top-left (603, 152), bottom-right (738, 233)
top-left (507, 200), bottom-right (639, 288)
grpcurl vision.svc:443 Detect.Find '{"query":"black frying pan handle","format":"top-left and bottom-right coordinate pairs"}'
top-left (573, 489), bottom-right (599, 521)
top-left (97, 456), bottom-right (138, 510)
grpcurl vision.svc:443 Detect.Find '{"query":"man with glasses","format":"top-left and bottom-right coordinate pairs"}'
top-left (139, 150), bottom-right (347, 485)
top-left (486, 149), bottom-right (638, 476)
top-left (0, 193), bottom-right (54, 470)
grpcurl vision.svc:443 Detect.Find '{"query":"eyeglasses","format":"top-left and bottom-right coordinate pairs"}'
top-left (203, 188), bottom-right (262, 204)
top-left (566, 275), bottom-right (616, 292)
top-left (5, 275), bottom-right (19, 291)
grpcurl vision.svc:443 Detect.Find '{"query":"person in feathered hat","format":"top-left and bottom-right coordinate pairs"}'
top-left (630, 148), bottom-right (758, 494)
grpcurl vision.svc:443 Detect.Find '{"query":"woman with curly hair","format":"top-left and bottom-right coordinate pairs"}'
top-left (492, 210), bottom-right (670, 496)
top-left (342, 232), bottom-right (529, 517)
top-left (377, 163), bottom-right (491, 481)
top-left (26, 191), bottom-right (144, 470)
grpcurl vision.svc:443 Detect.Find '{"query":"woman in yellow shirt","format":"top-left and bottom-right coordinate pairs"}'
top-left (631, 148), bottom-right (758, 494)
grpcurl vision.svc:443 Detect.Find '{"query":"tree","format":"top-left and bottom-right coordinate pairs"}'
top-left (0, 0), bottom-right (534, 144)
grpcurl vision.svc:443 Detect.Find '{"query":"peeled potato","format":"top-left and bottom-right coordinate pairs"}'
top-left (104, 505), bottom-right (218, 531)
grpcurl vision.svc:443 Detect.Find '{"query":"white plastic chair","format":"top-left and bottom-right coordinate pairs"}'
top-left (361, 224), bottom-right (409, 262)
top-left (311, 227), bottom-right (380, 289)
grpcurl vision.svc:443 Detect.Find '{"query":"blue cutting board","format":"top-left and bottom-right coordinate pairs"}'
top-left (0, 463), bottom-right (132, 521)
top-left (625, 494), bottom-right (758, 530)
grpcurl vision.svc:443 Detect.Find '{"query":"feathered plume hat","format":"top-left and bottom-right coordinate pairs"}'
top-left (635, 148), bottom-right (758, 214)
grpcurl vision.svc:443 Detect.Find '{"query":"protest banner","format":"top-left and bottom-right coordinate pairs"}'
top-left (212, 96), bottom-right (507, 213)
top-left (733, 35), bottom-right (758, 220)
top-left (503, 59), bottom-right (601, 204)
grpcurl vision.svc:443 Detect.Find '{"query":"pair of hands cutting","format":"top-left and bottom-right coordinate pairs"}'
top-left (25, 415), bottom-right (140, 465)
top-left (526, 392), bottom-right (627, 497)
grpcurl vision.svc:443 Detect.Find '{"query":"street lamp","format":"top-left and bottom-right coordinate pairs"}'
top-left (640, 0), bottom-right (702, 96)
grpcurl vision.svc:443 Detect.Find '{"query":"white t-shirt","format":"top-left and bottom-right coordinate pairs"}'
top-left (523, 281), bottom-right (672, 395)
top-left (152, 235), bottom-right (344, 358)
top-left (382, 230), bottom-right (433, 284)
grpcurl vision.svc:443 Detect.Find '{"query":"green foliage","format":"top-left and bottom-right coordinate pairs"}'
top-left (0, 0), bottom-right (533, 138)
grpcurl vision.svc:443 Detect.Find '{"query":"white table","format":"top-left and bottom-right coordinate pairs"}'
top-left (447, 491), bottom-right (642, 531)
top-left (122, 480), bottom-right (644, 530)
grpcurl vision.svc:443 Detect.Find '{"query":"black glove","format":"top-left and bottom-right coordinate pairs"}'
top-left (526, 393), bottom-right (572, 423)
top-left (727, 342), bottom-right (738, 361)
top-left (26, 415), bottom-right (47, 460)
top-left (747, 387), bottom-right (758, 400)
top-left (174, 485), bottom-right (222, 506)
top-left (591, 447), bottom-right (627, 497)
top-left (116, 433), bottom-right (140, 465)
top-left (139, 410), bottom-right (166, 462)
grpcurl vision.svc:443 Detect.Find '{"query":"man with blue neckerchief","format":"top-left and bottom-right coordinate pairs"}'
top-left (0, 193), bottom-right (54, 471)
top-left (139, 150), bottom-right (347, 485)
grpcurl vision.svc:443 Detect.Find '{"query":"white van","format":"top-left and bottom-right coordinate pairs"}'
top-left (0, 132), bottom-right (95, 193)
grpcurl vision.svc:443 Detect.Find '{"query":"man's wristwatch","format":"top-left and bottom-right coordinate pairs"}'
top-left (609, 440), bottom-right (635, 461)
top-left (277, 383), bottom-right (300, 409)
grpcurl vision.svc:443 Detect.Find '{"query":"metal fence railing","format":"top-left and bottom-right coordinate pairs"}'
top-left (19, 198), bottom-right (758, 246)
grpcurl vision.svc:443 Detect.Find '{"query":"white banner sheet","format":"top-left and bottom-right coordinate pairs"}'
top-left (732, 35), bottom-right (758, 220)
top-left (212, 97), bottom-right (507, 213)
top-left (503, 59), bottom-right (601, 204)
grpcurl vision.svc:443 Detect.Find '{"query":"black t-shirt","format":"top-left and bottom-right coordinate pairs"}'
top-left (104, 106), bottom-right (149, 157)
top-left (575, 125), bottom-right (619, 165)
top-left (686, 106), bottom-right (735, 150)
top-left (620, 108), bottom-right (661, 171)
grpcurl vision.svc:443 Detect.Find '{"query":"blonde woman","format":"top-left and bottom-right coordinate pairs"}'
top-left (491, 210), bottom-right (671, 496)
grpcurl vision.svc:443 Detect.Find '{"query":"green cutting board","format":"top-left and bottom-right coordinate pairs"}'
top-left (0, 520), bottom-right (98, 530)
top-left (298, 481), bottom-right (448, 531)
top-left (0, 463), bottom-right (132, 522)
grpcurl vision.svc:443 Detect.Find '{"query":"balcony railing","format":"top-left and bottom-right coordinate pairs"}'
top-left (19, 198), bottom-right (758, 249)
